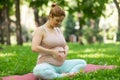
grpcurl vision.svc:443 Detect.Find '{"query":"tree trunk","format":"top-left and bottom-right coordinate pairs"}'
top-left (113, 0), bottom-right (120, 41)
top-left (15, 0), bottom-right (23, 45)
top-left (33, 7), bottom-right (40, 27)
top-left (0, 9), bottom-right (5, 44)
top-left (4, 4), bottom-right (11, 45)
top-left (77, 12), bottom-right (84, 45)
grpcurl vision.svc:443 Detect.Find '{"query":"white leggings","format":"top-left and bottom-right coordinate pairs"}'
top-left (33, 59), bottom-right (87, 79)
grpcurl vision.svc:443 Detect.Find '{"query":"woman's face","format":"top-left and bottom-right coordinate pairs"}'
top-left (50, 16), bottom-right (64, 27)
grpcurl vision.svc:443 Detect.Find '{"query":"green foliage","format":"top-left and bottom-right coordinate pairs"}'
top-left (0, 0), bottom-right (15, 15)
top-left (63, 14), bottom-right (77, 41)
top-left (61, 0), bottom-right (110, 26)
top-left (27, 0), bottom-right (111, 43)
top-left (0, 43), bottom-right (120, 80)
top-left (52, 0), bottom-right (68, 7)
top-left (74, 0), bottom-right (109, 19)
top-left (82, 19), bottom-right (103, 44)
top-left (29, 0), bottom-right (48, 8)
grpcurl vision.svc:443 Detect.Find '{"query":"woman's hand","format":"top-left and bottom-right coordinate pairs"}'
top-left (52, 50), bottom-right (61, 60)
top-left (64, 45), bottom-right (69, 55)
top-left (52, 50), bottom-right (66, 61)
top-left (59, 52), bottom-right (66, 60)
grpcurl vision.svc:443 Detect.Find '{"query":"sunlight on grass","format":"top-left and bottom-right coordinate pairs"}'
top-left (0, 53), bottom-right (16, 57)
top-left (83, 48), bottom-right (107, 53)
top-left (83, 48), bottom-right (95, 53)
top-left (69, 48), bottom-right (115, 59)
top-left (77, 53), bottom-right (114, 58)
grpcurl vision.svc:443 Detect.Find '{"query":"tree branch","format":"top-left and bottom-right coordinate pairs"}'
top-left (10, 19), bottom-right (16, 23)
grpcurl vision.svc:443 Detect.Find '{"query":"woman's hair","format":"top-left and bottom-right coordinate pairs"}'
top-left (49, 3), bottom-right (65, 17)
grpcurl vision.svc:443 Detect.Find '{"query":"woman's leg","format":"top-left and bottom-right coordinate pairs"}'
top-left (33, 63), bottom-right (62, 79)
top-left (59, 59), bottom-right (87, 73)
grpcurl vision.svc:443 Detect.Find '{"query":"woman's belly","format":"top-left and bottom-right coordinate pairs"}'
top-left (37, 47), bottom-right (66, 66)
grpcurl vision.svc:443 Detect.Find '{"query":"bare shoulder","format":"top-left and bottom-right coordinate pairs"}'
top-left (35, 26), bottom-right (44, 32)
top-left (33, 26), bottom-right (44, 36)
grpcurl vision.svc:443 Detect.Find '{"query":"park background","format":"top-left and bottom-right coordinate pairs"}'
top-left (0, 0), bottom-right (120, 80)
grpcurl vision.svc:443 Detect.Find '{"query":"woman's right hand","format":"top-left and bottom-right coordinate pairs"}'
top-left (52, 50), bottom-right (62, 61)
top-left (51, 47), bottom-right (66, 61)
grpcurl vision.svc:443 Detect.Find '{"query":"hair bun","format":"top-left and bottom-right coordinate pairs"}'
top-left (51, 3), bottom-right (57, 8)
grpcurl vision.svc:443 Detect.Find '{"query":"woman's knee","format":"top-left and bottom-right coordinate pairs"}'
top-left (33, 64), bottom-right (47, 75)
top-left (34, 68), bottom-right (58, 79)
top-left (75, 59), bottom-right (87, 67)
top-left (75, 59), bottom-right (87, 64)
top-left (33, 64), bottom-right (56, 79)
top-left (82, 60), bottom-right (87, 65)
top-left (33, 64), bottom-right (46, 77)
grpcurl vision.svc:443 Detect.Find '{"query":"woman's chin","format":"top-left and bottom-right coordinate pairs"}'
top-left (54, 24), bottom-right (60, 27)
top-left (54, 25), bottom-right (58, 27)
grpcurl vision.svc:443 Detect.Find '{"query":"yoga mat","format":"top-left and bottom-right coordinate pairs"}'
top-left (1, 64), bottom-right (115, 80)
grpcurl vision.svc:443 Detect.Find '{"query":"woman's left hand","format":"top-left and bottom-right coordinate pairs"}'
top-left (58, 51), bottom-right (66, 60)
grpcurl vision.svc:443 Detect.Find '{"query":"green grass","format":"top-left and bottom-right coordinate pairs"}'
top-left (0, 43), bottom-right (120, 80)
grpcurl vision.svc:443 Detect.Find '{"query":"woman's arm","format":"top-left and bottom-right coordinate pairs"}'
top-left (32, 27), bottom-right (64, 61)
top-left (31, 27), bottom-right (55, 55)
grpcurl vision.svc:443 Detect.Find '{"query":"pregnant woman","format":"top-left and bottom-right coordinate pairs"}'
top-left (32, 3), bottom-right (87, 80)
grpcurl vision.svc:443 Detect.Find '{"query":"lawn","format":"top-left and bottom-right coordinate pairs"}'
top-left (0, 43), bottom-right (120, 80)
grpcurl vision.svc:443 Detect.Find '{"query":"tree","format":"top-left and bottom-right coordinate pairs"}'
top-left (0, 0), bottom-right (12, 45)
top-left (63, 14), bottom-right (76, 42)
top-left (0, 8), bottom-right (5, 44)
top-left (26, 0), bottom-right (113, 44)
top-left (29, 0), bottom-right (48, 27)
top-left (15, 0), bottom-right (23, 45)
top-left (64, 0), bottom-right (109, 44)
top-left (4, 2), bottom-right (11, 45)
top-left (113, 0), bottom-right (120, 41)
top-left (0, 0), bottom-right (23, 45)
